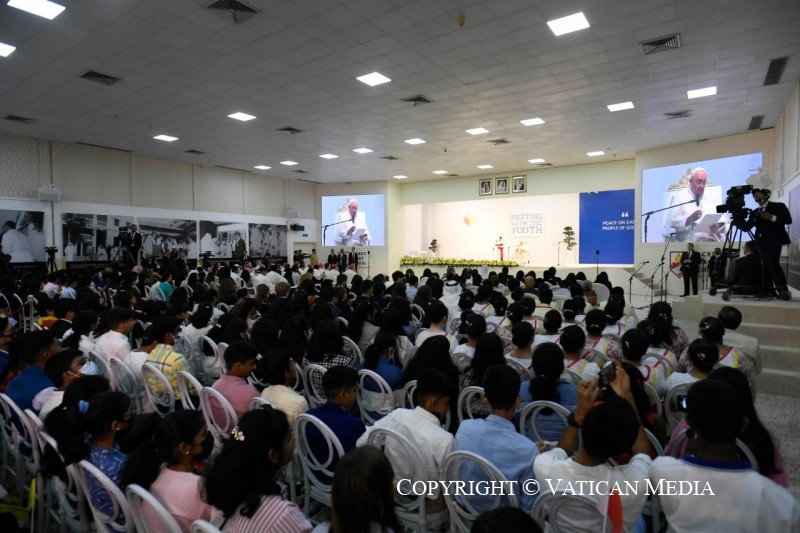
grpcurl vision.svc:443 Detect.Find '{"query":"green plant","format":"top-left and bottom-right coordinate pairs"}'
top-left (563, 226), bottom-right (577, 251)
top-left (428, 239), bottom-right (438, 254)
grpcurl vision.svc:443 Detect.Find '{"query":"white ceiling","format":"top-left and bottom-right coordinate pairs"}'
top-left (0, 0), bottom-right (798, 184)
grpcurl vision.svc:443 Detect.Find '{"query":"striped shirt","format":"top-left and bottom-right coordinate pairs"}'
top-left (211, 495), bottom-right (312, 532)
top-left (145, 343), bottom-right (193, 400)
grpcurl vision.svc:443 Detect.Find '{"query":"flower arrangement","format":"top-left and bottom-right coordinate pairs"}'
top-left (400, 256), bottom-right (519, 268)
top-left (428, 239), bottom-right (438, 254)
top-left (563, 226), bottom-right (577, 251)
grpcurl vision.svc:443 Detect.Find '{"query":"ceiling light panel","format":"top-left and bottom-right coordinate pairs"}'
top-left (404, 138), bottom-right (426, 145)
top-left (353, 148), bottom-right (372, 154)
top-left (607, 101), bottom-right (634, 112)
top-left (153, 134), bottom-right (178, 142)
top-left (528, 158), bottom-right (545, 164)
top-left (687, 86), bottom-right (717, 99)
top-left (466, 127), bottom-right (489, 135)
top-left (280, 161), bottom-right (298, 165)
top-left (227, 112), bottom-right (256, 121)
top-left (587, 151), bottom-right (605, 156)
top-left (254, 165), bottom-right (271, 170)
top-left (0, 42), bottom-right (15, 57)
top-left (547, 12), bottom-right (590, 36)
top-left (477, 164), bottom-right (493, 169)
top-left (319, 154), bottom-right (338, 159)
top-left (356, 72), bottom-right (391, 86)
top-left (520, 117), bottom-right (545, 126)
top-left (8, 0), bottom-right (65, 20)
top-left (393, 175), bottom-right (408, 179)
top-left (433, 170), bottom-right (448, 174)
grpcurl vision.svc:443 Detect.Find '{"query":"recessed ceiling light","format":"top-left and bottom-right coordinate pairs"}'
top-left (8, 0), bottom-right (65, 20)
top-left (607, 101), bottom-right (634, 112)
top-left (404, 138), bottom-right (426, 145)
top-left (153, 134), bottom-right (178, 142)
top-left (227, 112), bottom-right (256, 121)
top-left (0, 42), bottom-right (16, 58)
top-left (353, 148), bottom-right (373, 154)
top-left (393, 175), bottom-right (408, 180)
top-left (547, 12), bottom-right (590, 36)
top-left (356, 72), bottom-right (391, 87)
top-left (466, 127), bottom-right (489, 135)
top-left (687, 86), bottom-right (717, 99)
top-left (433, 170), bottom-right (448, 175)
top-left (520, 117), bottom-right (545, 126)
top-left (528, 158), bottom-right (546, 164)
top-left (280, 161), bottom-right (298, 166)
top-left (477, 164), bottom-right (493, 169)
top-left (254, 165), bottom-right (271, 170)
top-left (587, 151), bottom-right (605, 157)
top-left (319, 154), bottom-right (338, 159)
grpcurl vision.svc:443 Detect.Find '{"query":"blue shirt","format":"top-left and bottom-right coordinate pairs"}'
top-left (87, 444), bottom-right (128, 523)
top-left (358, 356), bottom-right (404, 391)
top-left (454, 414), bottom-right (539, 514)
top-left (518, 380), bottom-right (577, 443)
top-left (306, 402), bottom-right (366, 483)
top-left (6, 364), bottom-right (53, 412)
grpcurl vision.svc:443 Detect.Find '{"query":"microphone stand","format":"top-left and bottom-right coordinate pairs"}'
top-left (552, 240), bottom-right (562, 266)
top-left (628, 261), bottom-right (648, 305)
top-left (641, 199), bottom-right (697, 243)
top-left (595, 250), bottom-right (600, 278)
top-left (645, 231), bottom-right (674, 307)
top-left (659, 232), bottom-right (675, 302)
top-left (321, 219), bottom-right (351, 248)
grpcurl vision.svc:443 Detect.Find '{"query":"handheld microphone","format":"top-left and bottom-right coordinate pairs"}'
top-left (695, 196), bottom-right (701, 207)
top-left (642, 261), bottom-right (650, 264)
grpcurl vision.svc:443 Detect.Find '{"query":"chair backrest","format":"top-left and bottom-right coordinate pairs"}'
top-left (665, 428), bottom-right (759, 470)
top-left (456, 386), bottom-right (485, 424)
top-left (441, 450), bottom-right (518, 532)
top-left (248, 396), bottom-right (273, 411)
top-left (302, 364), bottom-right (328, 408)
top-left (413, 327), bottom-right (429, 342)
top-left (141, 363), bottom-right (176, 416)
top-left (559, 368), bottom-right (583, 384)
top-left (90, 351), bottom-right (115, 385)
top-left (643, 351), bottom-right (676, 376)
top-left (177, 371), bottom-right (202, 410)
top-left (582, 348), bottom-right (609, 366)
top-left (410, 303), bottom-right (425, 324)
top-left (25, 295), bottom-right (39, 333)
top-left (334, 315), bottom-right (349, 330)
top-left (342, 336), bottom-right (364, 366)
top-left (199, 386), bottom-right (239, 444)
top-left (0, 392), bottom-right (39, 471)
top-left (532, 490), bottom-right (612, 533)
top-left (39, 431), bottom-right (89, 532)
top-left (215, 303), bottom-right (231, 313)
top-left (294, 413), bottom-right (345, 493)
top-left (645, 428), bottom-right (664, 456)
top-left (642, 381), bottom-right (663, 416)
top-left (216, 342), bottom-right (229, 375)
top-left (518, 400), bottom-right (571, 443)
top-left (76, 459), bottom-right (134, 533)
top-left (109, 358), bottom-right (143, 413)
top-left (602, 332), bottom-right (622, 346)
top-left (452, 351), bottom-right (473, 372)
top-left (356, 369), bottom-right (395, 425)
top-left (448, 317), bottom-right (462, 334)
top-left (191, 519), bottom-right (222, 533)
top-left (505, 357), bottom-right (532, 381)
top-left (485, 321), bottom-right (498, 334)
top-left (125, 484), bottom-right (182, 533)
top-left (664, 382), bottom-right (692, 433)
top-left (399, 380), bottom-right (417, 409)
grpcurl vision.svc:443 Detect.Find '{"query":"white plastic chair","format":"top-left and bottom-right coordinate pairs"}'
top-left (643, 351), bottom-right (676, 376)
top-left (25, 295), bottom-right (39, 333)
top-left (456, 386), bottom-right (486, 424)
top-left (302, 364), bottom-right (328, 408)
top-left (191, 519), bottom-right (222, 533)
top-left (38, 430), bottom-right (90, 533)
top-left (198, 335), bottom-right (222, 384)
top-left (665, 428), bottom-right (758, 470)
top-left (248, 396), bottom-right (274, 410)
top-left (664, 382), bottom-right (692, 433)
top-left (413, 327), bottom-right (428, 343)
top-left (76, 459), bottom-right (134, 533)
top-left (109, 358), bottom-right (143, 413)
top-left (399, 379), bottom-right (417, 408)
top-left (532, 490), bottom-right (612, 532)
top-left (518, 400), bottom-right (571, 444)
top-left (199, 386), bottom-right (239, 447)
top-left (410, 303), bottom-right (425, 325)
top-left (90, 351), bottom-right (115, 385)
top-left (125, 484), bottom-right (182, 533)
top-left (365, 428), bottom-right (449, 532)
top-left (506, 357), bottom-right (532, 381)
top-left (0, 393), bottom-right (38, 504)
top-left (177, 371), bottom-right (202, 410)
top-left (642, 381), bottom-right (663, 416)
top-left (356, 369), bottom-right (395, 425)
top-left (559, 368), bottom-right (583, 384)
top-left (334, 316), bottom-right (349, 330)
top-left (441, 450), bottom-right (518, 532)
top-left (141, 362), bottom-right (176, 416)
top-left (294, 413), bottom-right (345, 516)
top-left (582, 348), bottom-right (610, 366)
top-left (342, 336), bottom-right (364, 366)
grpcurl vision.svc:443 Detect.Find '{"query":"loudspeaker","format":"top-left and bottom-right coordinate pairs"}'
top-left (38, 186), bottom-right (61, 202)
top-left (290, 224), bottom-right (305, 231)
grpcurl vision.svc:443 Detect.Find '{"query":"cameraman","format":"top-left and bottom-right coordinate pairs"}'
top-left (748, 188), bottom-right (792, 295)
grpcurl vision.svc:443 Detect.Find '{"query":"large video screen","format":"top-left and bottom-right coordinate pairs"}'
top-left (641, 153), bottom-right (762, 243)
top-left (321, 194), bottom-right (385, 247)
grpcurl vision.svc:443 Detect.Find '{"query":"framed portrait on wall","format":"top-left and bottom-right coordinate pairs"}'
top-left (495, 177), bottom-right (509, 195)
top-left (479, 179), bottom-right (492, 196)
top-left (512, 175), bottom-right (526, 193)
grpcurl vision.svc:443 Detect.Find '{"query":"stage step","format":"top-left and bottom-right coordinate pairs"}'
top-left (738, 324), bottom-right (798, 348)
top-left (760, 346), bottom-right (800, 373)
top-left (701, 300), bottom-right (800, 328)
top-left (757, 369), bottom-right (800, 398)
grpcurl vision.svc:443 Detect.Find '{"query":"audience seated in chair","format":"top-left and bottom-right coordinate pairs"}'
top-left (145, 318), bottom-right (194, 403)
top-left (35, 348), bottom-right (87, 420)
top-left (210, 341), bottom-right (259, 419)
top-left (92, 308), bottom-right (135, 362)
top-left (559, 325), bottom-right (600, 381)
top-left (260, 349), bottom-right (309, 426)
top-left (621, 328), bottom-right (669, 396)
top-left (664, 339), bottom-right (718, 393)
top-left (5, 329), bottom-right (59, 411)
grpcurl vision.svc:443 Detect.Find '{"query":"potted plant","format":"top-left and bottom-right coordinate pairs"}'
top-left (428, 239), bottom-right (439, 256)
top-left (563, 226), bottom-right (577, 251)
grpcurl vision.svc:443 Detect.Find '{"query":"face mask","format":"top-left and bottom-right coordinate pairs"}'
top-left (79, 360), bottom-right (101, 376)
top-left (196, 432), bottom-right (214, 462)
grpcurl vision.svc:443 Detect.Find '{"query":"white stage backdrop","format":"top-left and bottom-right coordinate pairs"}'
top-left (404, 193), bottom-right (580, 265)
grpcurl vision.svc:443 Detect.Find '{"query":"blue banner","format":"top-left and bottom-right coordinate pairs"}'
top-left (579, 190), bottom-right (635, 264)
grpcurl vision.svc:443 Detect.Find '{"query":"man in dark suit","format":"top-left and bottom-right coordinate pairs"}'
top-left (748, 188), bottom-right (792, 295)
top-left (732, 240), bottom-right (762, 293)
top-left (348, 247), bottom-right (358, 270)
top-left (680, 242), bottom-right (701, 296)
top-left (707, 247), bottom-right (725, 287)
top-left (327, 248), bottom-right (337, 267)
top-left (337, 248), bottom-right (347, 273)
top-left (126, 224), bottom-right (142, 267)
top-left (233, 232), bottom-right (247, 259)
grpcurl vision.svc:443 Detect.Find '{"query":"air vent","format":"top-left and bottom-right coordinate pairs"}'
top-left (79, 70), bottom-right (121, 86)
top-left (75, 141), bottom-right (132, 153)
top-left (4, 114), bottom-right (35, 124)
top-left (488, 138), bottom-right (510, 145)
top-left (206, 0), bottom-right (258, 23)
top-left (400, 94), bottom-right (434, 106)
top-left (538, 163), bottom-right (553, 167)
top-left (295, 178), bottom-right (321, 184)
top-left (277, 126), bottom-right (303, 135)
top-left (215, 165), bottom-right (251, 173)
top-left (664, 110), bottom-right (692, 120)
top-left (748, 115), bottom-right (764, 130)
top-left (640, 34), bottom-right (681, 56)
top-left (448, 174), bottom-right (459, 177)
top-left (293, 169), bottom-right (309, 174)
top-left (380, 155), bottom-right (399, 160)
top-left (185, 149), bottom-right (206, 155)
top-left (764, 57), bottom-right (788, 86)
